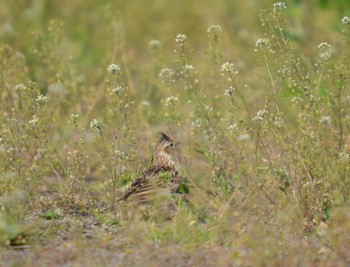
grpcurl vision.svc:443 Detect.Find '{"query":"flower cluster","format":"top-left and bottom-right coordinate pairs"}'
top-left (14, 83), bottom-right (26, 91)
top-left (165, 96), bottom-right (178, 106)
top-left (36, 94), bottom-right (48, 104)
top-left (90, 119), bottom-right (105, 133)
top-left (159, 68), bottom-right (174, 79)
top-left (191, 119), bottom-right (202, 128)
top-left (318, 42), bottom-right (333, 60)
top-left (255, 38), bottom-right (269, 48)
top-left (341, 16), bottom-right (350, 24)
top-left (115, 149), bottom-right (129, 160)
top-left (228, 123), bottom-right (238, 134)
top-left (107, 64), bottom-right (121, 74)
top-left (221, 62), bottom-right (238, 75)
top-left (28, 117), bottom-right (39, 127)
top-left (175, 34), bottom-right (187, 46)
top-left (110, 86), bottom-right (125, 95)
top-left (207, 25), bottom-right (222, 33)
top-left (253, 109), bottom-right (269, 122)
top-left (182, 64), bottom-right (198, 79)
top-left (224, 86), bottom-right (235, 97)
top-left (273, 2), bottom-right (287, 13)
top-left (69, 113), bottom-right (80, 125)
top-left (183, 64), bottom-right (195, 72)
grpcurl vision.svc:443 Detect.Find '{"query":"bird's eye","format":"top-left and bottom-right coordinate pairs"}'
top-left (169, 143), bottom-right (174, 148)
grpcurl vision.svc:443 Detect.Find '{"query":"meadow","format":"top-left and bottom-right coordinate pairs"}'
top-left (0, 0), bottom-right (350, 266)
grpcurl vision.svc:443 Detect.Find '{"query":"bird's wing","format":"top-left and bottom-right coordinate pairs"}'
top-left (121, 165), bottom-right (170, 201)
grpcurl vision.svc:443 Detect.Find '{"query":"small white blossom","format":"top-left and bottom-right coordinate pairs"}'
top-left (318, 42), bottom-right (331, 49)
top-left (224, 86), bottom-right (235, 97)
top-left (149, 39), bottom-right (161, 48)
top-left (115, 149), bottom-right (128, 159)
top-left (191, 119), bottom-right (202, 128)
top-left (14, 83), bottom-right (26, 91)
top-left (36, 94), bottom-right (48, 103)
top-left (175, 34), bottom-right (187, 45)
top-left (165, 96), bottom-right (178, 106)
top-left (318, 42), bottom-right (333, 60)
top-left (319, 116), bottom-right (331, 125)
top-left (341, 16), bottom-right (350, 24)
top-left (111, 86), bottom-right (125, 94)
top-left (256, 38), bottom-right (269, 47)
top-left (29, 117), bottom-right (39, 127)
top-left (107, 64), bottom-right (121, 74)
top-left (90, 119), bottom-right (105, 133)
top-left (253, 109), bottom-right (269, 122)
top-left (158, 68), bottom-right (174, 79)
top-left (207, 25), bottom-right (222, 33)
top-left (273, 2), bottom-right (287, 13)
top-left (221, 62), bottom-right (238, 75)
top-left (228, 123), bottom-right (238, 134)
top-left (69, 113), bottom-right (80, 124)
top-left (184, 64), bottom-right (195, 72)
top-left (205, 106), bottom-right (213, 113)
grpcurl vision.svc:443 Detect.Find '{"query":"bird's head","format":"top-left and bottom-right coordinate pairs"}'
top-left (153, 132), bottom-right (180, 165)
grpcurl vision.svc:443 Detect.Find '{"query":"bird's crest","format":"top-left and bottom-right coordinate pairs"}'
top-left (157, 132), bottom-right (172, 143)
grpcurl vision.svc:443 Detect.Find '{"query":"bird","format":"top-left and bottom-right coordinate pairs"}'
top-left (119, 132), bottom-right (182, 203)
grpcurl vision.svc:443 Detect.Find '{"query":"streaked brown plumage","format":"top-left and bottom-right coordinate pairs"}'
top-left (120, 132), bottom-right (182, 202)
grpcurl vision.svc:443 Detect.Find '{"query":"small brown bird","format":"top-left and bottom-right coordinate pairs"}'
top-left (119, 132), bottom-right (182, 202)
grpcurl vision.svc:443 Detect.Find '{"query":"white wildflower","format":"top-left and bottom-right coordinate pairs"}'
top-left (318, 42), bottom-right (333, 60)
top-left (273, 2), bottom-right (287, 13)
top-left (341, 16), bottom-right (350, 24)
top-left (115, 149), bottom-right (128, 159)
top-left (184, 64), bottom-right (195, 72)
top-left (29, 117), bottom-right (39, 127)
top-left (319, 116), bottom-right (331, 125)
top-left (224, 86), bottom-right (235, 97)
top-left (14, 83), bottom-right (26, 91)
top-left (205, 106), bottom-right (213, 113)
top-left (90, 119), bottom-right (104, 133)
top-left (107, 64), bottom-right (121, 74)
top-left (175, 34), bottom-right (187, 45)
top-left (253, 109), bottom-right (269, 122)
top-left (221, 62), bottom-right (238, 75)
top-left (207, 25), bottom-right (222, 33)
top-left (228, 123), bottom-right (238, 134)
top-left (111, 86), bottom-right (124, 94)
top-left (165, 96), bottom-right (178, 106)
top-left (318, 42), bottom-right (331, 49)
top-left (256, 38), bottom-right (269, 47)
top-left (36, 94), bottom-right (48, 103)
top-left (192, 119), bottom-right (202, 128)
top-left (158, 68), bottom-right (174, 78)
top-left (69, 113), bottom-right (80, 124)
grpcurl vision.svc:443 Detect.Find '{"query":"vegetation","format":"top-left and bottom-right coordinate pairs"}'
top-left (0, 0), bottom-right (349, 266)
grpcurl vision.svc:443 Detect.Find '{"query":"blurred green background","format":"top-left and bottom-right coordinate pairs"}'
top-left (1, 0), bottom-right (349, 88)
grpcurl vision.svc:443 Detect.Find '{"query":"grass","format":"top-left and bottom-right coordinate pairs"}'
top-left (0, 0), bottom-right (350, 266)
